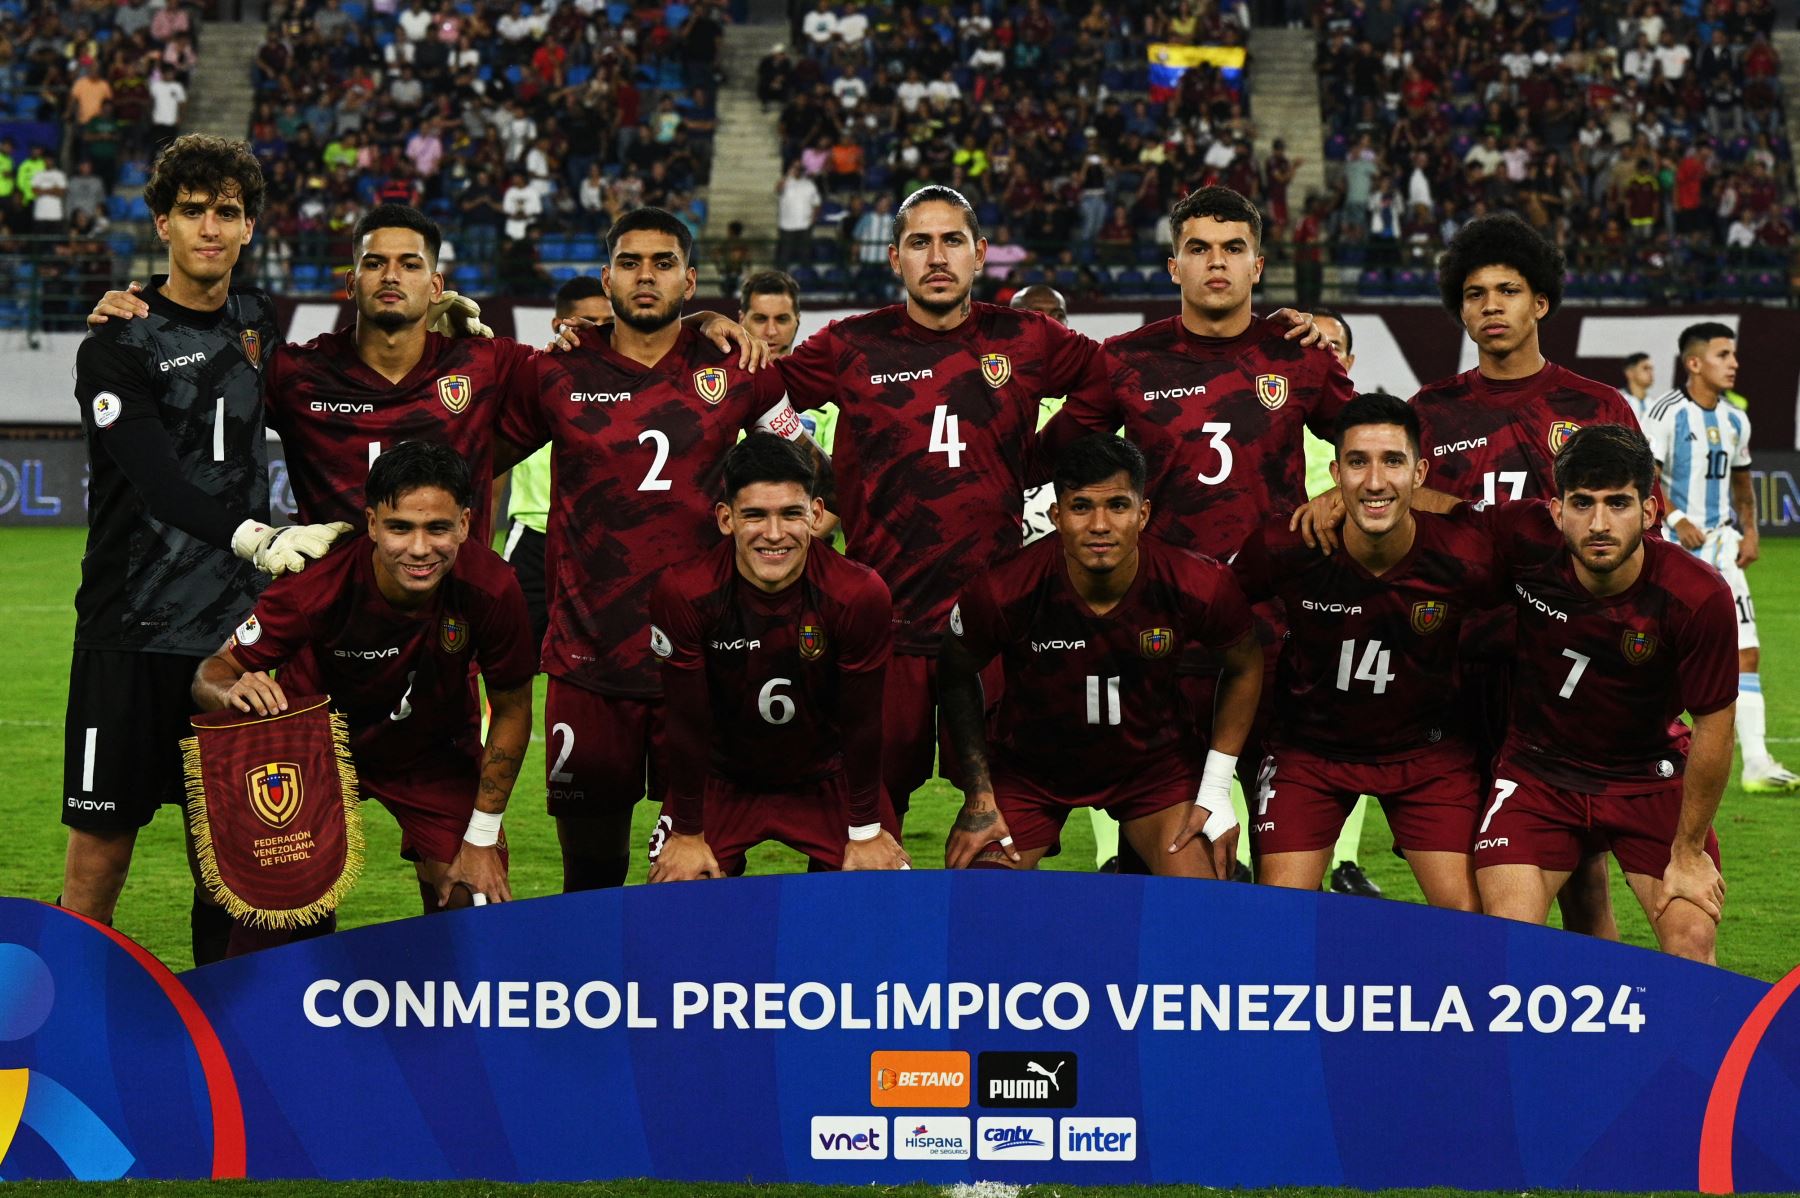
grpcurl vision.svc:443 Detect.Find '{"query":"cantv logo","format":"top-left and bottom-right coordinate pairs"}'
top-left (810, 1117), bottom-right (886, 1159)
top-left (976, 1117), bottom-right (1053, 1160)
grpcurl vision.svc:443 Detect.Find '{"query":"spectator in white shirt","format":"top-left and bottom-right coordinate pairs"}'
top-left (968, 37), bottom-right (1005, 73)
top-left (896, 68), bottom-right (927, 114)
top-left (397, 2), bottom-right (432, 43)
top-left (502, 171), bottom-right (542, 239)
top-left (1406, 150), bottom-right (1433, 211)
top-left (801, 0), bottom-right (837, 56)
top-left (149, 71), bottom-right (186, 148)
top-left (32, 163), bottom-right (68, 233)
top-left (1464, 133), bottom-right (1503, 174)
top-left (1654, 30), bottom-right (1691, 80)
top-left (831, 65), bottom-right (867, 109)
top-left (925, 69), bottom-right (961, 106)
top-left (1622, 33), bottom-right (1656, 83)
top-left (775, 160), bottom-right (821, 265)
top-left (836, 6), bottom-right (869, 45)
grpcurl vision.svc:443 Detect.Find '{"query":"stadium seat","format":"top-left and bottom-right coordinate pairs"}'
top-left (1357, 269), bottom-right (1390, 297)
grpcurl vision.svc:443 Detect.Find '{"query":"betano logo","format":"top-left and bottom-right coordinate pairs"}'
top-left (870, 1050), bottom-right (970, 1107)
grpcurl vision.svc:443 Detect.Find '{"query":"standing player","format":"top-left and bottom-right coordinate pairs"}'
top-left (1644, 323), bottom-right (1798, 792)
top-left (496, 207), bottom-right (813, 892)
top-left (941, 434), bottom-right (1261, 876)
top-left (646, 434), bottom-right (905, 878)
top-left (64, 134), bottom-right (348, 959)
top-left (774, 186), bottom-right (1119, 823)
top-left (1472, 425), bottom-right (1736, 964)
top-left (1233, 395), bottom-right (1497, 909)
top-left (193, 441), bottom-right (536, 918)
top-left (500, 276), bottom-right (613, 651)
top-left (1620, 351), bottom-right (1656, 429)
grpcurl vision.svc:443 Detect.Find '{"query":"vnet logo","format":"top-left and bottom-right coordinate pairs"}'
top-left (976, 1117), bottom-right (1054, 1160)
top-left (893, 1116), bottom-right (971, 1160)
top-left (810, 1117), bottom-right (887, 1160)
top-left (1060, 1117), bottom-right (1137, 1161)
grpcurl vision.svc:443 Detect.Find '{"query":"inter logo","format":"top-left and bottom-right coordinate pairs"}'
top-left (980, 353), bottom-right (1011, 389)
top-left (1621, 629), bottom-right (1658, 664)
top-left (240, 328), bottom-right (261, 368)
top-left (1255, 373), bottom-right (1288, 410)
top-left (977, 1052), bottom-right (1077, 1109)
top-left (798, 623), bottom-right (826, 660)
top-left (1411, 600), bottom-right (1448, 635)
top-left (693, 366), bottom-right (727, 404)
top-left (245, 762), bottom-right (304, 829)
top-left (1139, 627), bottom-right (1174, 659)
top-left (437, 374), bottom-right (473, 414)
top-left (1548, 420), bottom-right (1581, 454)
top-left (440, 615), bottom-right (470, 653)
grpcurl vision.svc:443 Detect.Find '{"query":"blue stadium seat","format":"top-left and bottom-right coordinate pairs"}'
top-left (1357, 268), bottom-right (1390, 297)
top-left (119, 159), bottom-right (150, 187)
top-left (789, 265), bottom-right (818, 287)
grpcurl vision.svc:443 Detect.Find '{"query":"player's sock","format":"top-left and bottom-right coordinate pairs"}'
top-left (1088, 807), bottom-right (1119, 870)
top-left (1737, 674), bottom-right (1774, 771)
top-left (564, 853), bottom-right (630, 891)
top-left (1331, 796), bottom-right (1370, 869)
top-left (190, 892), bottom-right (233, 966)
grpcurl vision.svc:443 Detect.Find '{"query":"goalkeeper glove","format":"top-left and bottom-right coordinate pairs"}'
top-left (428, 291), bottom-right (494, 338)
top-left (231, 520), bottom-right (356, 576)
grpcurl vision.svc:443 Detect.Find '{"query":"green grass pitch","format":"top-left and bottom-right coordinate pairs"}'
top-left (2, 527), bottom-right (1797, 982)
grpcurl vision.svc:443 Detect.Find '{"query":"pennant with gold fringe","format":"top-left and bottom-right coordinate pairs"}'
top-left (181, 696), bottom-right (364, 930)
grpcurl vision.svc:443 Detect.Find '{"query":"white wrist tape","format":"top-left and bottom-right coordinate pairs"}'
top-left (1666, 509), bottom-right (1688, 528)
top-left (848, 822), bottom-right (882, 842)
top-left (463, 808), bottom-right (504, 847)
top-left (1194, 750), bottom-right (1239, 842)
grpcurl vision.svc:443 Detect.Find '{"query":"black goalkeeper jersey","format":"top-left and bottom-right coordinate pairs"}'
top-left (73, 281), bottom-right (277, 655)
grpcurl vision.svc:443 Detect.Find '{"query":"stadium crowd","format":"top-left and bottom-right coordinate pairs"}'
top-left (239, 0), bottom-right (728, 295)
top-left (758, 0), bottom-right (1282, 300)
top-left (1308, 0), bottom-right (1793, 302)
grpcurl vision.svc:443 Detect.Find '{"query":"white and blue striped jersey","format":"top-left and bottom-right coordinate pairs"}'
top-left (1620, 387), bottom-right (1652, 430)
top-left (1643, 387), bottom-right (1751, 533)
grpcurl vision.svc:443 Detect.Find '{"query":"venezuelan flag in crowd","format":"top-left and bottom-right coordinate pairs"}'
top-left (1147, 43), bottom-right (1247, 102)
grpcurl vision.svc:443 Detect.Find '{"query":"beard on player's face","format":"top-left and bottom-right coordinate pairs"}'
top-left (611, 287), bottom-right (683, 333)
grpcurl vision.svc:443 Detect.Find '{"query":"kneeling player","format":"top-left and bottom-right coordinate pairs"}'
top-left (646, 434), bottom-right (906, 878)
top-left (193, 441), bottom-right (536, 918)
top-left (941, 434), bottom-right (1260, 876)
top-left (1233, 394), bottom-right (1497, 910)
top-left (1473, 425), bottom-right (1735, 963)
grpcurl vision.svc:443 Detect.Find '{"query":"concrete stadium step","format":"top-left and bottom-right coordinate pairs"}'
top-left (1248, 26), bottom-right (1326, 211)
top-left (186, 21), bottom-right (263, 142)
top-left (705, 22), bottom-right (786, 243)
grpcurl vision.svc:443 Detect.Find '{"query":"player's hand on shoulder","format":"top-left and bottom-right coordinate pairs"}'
top-left (647, 831), bottom-right (722, 882)
top-left (1267, 307), bottom-right (1325, 348)
top-left (1655, 845), bottom-right (1724, 924)
top-left (842, 829), bottom-right (911, 872)
top-left (546, 313), bottom-right (596, 352)
top-left (945, 793), bottom-right (1018, 869)
top-left (440, 841), bottom-right (512, 907)
top-left (224, 670), bottom-right (288, 716)
top-left (697, 311), bottom-right (770, 372)
top-left (1291, 489), bottom-right (1345, 553)
top-left (232, 519), bottom-right (356, 575)
top-left (427, 291), bottom-right (495, 338)
top-left (87, 279), bottom-right (150, 326)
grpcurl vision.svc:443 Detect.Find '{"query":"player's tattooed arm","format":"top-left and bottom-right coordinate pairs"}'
top-left (939, 633), bottom-right (1020, 867)
top-left (1655, 703), bottom-right (1733, 925)
top-left (441, 680), bottom-right (532, 905)
top-left (1731, 469), bottom-right (1759, 566)
top-left (192, 645), bottom-right (290, 716)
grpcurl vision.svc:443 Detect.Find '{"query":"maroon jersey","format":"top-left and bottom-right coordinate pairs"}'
top-left (1412, 362), bottom-right (1641, 507)
top-left (777, 302), bottom-right (1112, 654)
top-left (1046, 315), bottom-right (1354, 562)
top-left (1232, 510), bottom-right (1503, 760)
top-left (226, 540), bottom-right (536, 775)
top-left (497, 325), bottom-right (803, 697)
top-left (651, 539), bottom-right (892, 834)
top-left (265, 331), bottom-right (538, 540)
top-left (1481, 501), bottom-right (1736, 793)
top-left (951, 535), bottom-right (1253, 793)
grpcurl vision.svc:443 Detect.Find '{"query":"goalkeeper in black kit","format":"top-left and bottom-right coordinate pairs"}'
top-left (60, 134), bottom-right (349, 963)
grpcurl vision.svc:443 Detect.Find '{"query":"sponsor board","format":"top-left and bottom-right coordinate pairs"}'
top-left (977, 1052), bottom-right (1077, 1108)
top-left (1060, 1117), bottom-right (1137, 1161)
top-left (976, 1117), bottom-right (1055, 1161)
top-left (870, 1050), bottom-right (969, 1107)
top-left (811, 1117), bottom-right (886, 1159)
top-left (893, 1117), bottom-right (971, 1160)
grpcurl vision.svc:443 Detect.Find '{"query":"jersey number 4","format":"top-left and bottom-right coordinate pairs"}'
top-left (930, 405), bottom-right (967, 468)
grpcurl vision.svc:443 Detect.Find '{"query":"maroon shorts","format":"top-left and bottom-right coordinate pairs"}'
top-left (647, 773), bottom-right (900, 875)
top-left (883, 652), bottom-right (1003, 817)
top-left (544, 677), bottom-right (666, 817)
top-left (1249, 739), bottom-right (1482, 857)
top-left (363, 758), bottom-right (508, 867)
top-left (992, 755), bottom-right (1195, 855)
top-left (1472, 762), bottom-right (1722, 879)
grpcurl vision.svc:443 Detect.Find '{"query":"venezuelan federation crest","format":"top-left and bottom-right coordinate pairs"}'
top-left (438, 374), bottom-right (472, 414)
top-left (799, 623), bottom-right (826, 660)
top-left (1548, 420), bottom-right (1581, 454)
top-left (1255, 374), bottom-right (1288, 410)
top-left (240, 328), bottom-right (261, 368)
top-left (694, 366), bottom-right (727, 404)
top-left (980, 353), bottom-right (1011, 388)
top-left (1139, 627), bottom-right (1175, 659)
top-left (1411, 600), bottom-right (1448, 635)
top-left (1621, 629), bottom-right (1657, 664)
top-left (245, 761), bottom-right (304, 829)
top-left (440, 615), bottom-right (469, 653)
